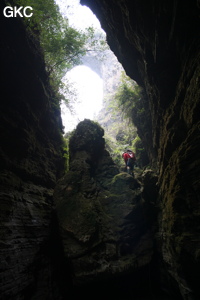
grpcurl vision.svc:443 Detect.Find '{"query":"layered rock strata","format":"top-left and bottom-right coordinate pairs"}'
top-left (81, 1), bottom-right (200, 299)
top-left (0, 3), bottom-right (65, 299)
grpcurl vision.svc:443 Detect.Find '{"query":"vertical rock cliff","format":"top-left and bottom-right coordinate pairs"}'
top-left (80, 1), bottom-right (200, 299)
top-left (0, 2), bottom-right (66, 299)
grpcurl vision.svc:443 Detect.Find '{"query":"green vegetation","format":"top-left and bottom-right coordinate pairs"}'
top-left (9, 0), bottom-right (109, 173)
top-left (97, 71), bottom-right (149, 168)
top-left (7, 0), bottom-right (106, 172)
top-left (104, 131), bottom-right (136, 168)
top-left (114, 72), bottom-right (142, 121)
top-left (10, 0), bottom-right (106, 106)
top-left (62, 134), bottom-right (70, 171)
top-left (9, 0), bottom-right (149, 170)
top-left (112, 72), bottom-right (150, 167)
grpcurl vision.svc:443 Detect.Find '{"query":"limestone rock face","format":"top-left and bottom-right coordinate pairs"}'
top-left (0, 3), bottom-right (65, 299)
top-left (54, 120), bottom-right (156, 288)
top-left (81, 1), bottom-right (200, 299)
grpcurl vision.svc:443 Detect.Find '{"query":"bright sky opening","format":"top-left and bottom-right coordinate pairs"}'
top-left (61, 65), bottom-right (103, 131)
top-left (55, 0), bottom-right (104, 133)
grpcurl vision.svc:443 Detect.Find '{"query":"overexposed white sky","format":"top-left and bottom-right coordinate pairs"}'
top-left (61, 65), bottom-right (103, 129)
top-left (55, 0), bottom-right (101, 30)
top-left (55, 0), bottom-right (104, 133)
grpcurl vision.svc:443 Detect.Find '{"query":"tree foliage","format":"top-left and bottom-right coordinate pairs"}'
top-left (114, 72), bottom-right (143, 121)
top-left (113, 72), bottom-right (150, 167)
top-left (10, 0), bottom-right (106, 103)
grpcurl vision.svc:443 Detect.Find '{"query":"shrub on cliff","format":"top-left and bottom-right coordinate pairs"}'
top-left (11, 0), bottom-right (85, 90)
top-left (113, 72), bottom-right (150, 167)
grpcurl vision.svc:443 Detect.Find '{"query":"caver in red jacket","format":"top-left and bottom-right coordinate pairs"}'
top-left (122, 150), bottom-right (136, 173)
top-left (122, 152), bottom-right (130, 164)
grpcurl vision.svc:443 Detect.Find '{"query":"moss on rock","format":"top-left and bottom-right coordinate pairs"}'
top-left (54, 119), bottom-right (157, 286)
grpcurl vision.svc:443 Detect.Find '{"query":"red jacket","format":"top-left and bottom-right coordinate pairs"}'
top-left (122, 152), bottom-right (130, 163)
top-left (122, 151), bottom-right (136, 163)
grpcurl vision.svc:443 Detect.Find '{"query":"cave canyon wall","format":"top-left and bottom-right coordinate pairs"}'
top-left (0, 1), bottom-right (67, 299)
top-left (80, 1), bottom-right (200, 299)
